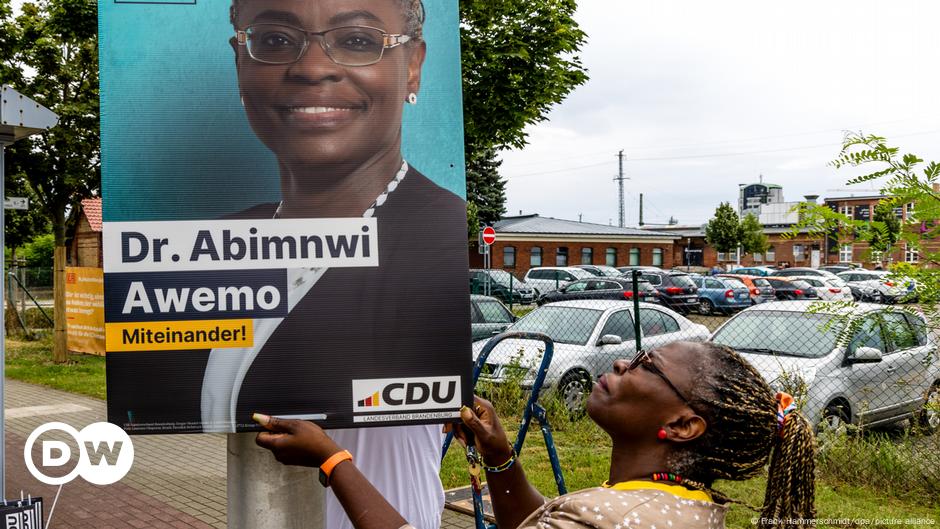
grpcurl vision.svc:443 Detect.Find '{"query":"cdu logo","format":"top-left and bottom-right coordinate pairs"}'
top-left (24, 422), bottom-right (134, 486)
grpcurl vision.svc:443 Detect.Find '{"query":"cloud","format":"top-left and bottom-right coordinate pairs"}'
top-left (500, 0), bottom-right (940, 225)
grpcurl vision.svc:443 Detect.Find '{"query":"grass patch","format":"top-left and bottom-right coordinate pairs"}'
top-left (442, 407), bottom-right (940, 528)
top-left (817, 425), bottom-right (940, 502)
top-left (5, 336), bottom-right (106, 400)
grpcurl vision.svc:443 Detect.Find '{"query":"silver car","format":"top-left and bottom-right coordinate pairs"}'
top-left (472, 300), bottom-right (710, 412)
top-left (523, 266), bottom-right (595, 295)
top-left (711, 301), bottom-right (940, 432)
top-left (837, 270), bottom-right (912, 303)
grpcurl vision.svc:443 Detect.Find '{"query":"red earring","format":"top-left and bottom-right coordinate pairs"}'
top-left (657, 427), bottom-right (667, 440)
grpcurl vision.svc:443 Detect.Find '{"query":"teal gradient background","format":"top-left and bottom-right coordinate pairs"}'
top-left (100, 0), bottom-right (466, 221)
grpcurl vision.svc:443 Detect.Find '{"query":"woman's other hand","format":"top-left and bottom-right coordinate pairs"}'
top-left (253, 413), bottom-right (342, 467)
top-left (457, 396), bottom-right (514, 464)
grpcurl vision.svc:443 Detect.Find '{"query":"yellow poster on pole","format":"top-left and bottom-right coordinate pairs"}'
top-left (65, 267), bottom-right (105, 355)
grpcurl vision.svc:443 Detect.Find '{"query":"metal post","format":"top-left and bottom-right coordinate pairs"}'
top-left (1, 143), bottom-right (7, 498)
top-left (631, 270), bottom-right (641, 352)
top-left (1, 85), bottom-right (59, 501)
top-left (508, 273), bottom-right (513, 312)
top-left (227, 433), bottom-right (324, 529)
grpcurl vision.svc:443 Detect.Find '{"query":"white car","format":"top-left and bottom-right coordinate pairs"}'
top-left (837, 270), bottom-right (912, 303)
top-left (472, 300), bottom-right (710, 412)
top-left (523, 266), bottom-right (595, 295)
top-left (787, 275), bottom-right (853, 301)
top-left (711, 301), bottom-right (940, 432)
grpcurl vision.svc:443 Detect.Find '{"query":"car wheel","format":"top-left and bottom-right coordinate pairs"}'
top-left (817, 402), bottom-right (850, 448)
top-left (557, 370), bottom-right (591, 417)
top-left (698, 299), bottom-right (714, 316)
top-left (916, 383), bottom-right (940, 434)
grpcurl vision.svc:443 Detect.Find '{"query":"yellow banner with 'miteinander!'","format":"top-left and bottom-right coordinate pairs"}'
top-left (106, 319), bottom-right (253, 352)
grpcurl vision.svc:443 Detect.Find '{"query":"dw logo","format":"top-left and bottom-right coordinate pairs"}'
top-left (23, 422), bottom-right (134, 486)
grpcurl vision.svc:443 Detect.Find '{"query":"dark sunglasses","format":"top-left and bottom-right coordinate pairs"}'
top-left (628, 349), bottom-right (692, 406)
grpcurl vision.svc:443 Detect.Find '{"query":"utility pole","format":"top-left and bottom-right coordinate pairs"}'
top-left (614, 150), bottom-right (627, 228)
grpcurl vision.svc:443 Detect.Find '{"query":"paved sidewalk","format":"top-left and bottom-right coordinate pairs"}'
top-left (4, 379), bottom-right (475, 529)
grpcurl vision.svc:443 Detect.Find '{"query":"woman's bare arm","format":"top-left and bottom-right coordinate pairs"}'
top-left (253, 414), bottom-right (409, 529)
top-left (456, 400), bottom-right (545, 529)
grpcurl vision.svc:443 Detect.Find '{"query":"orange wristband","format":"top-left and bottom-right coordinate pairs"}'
top-left (319, 450), bottom-right (353, 487)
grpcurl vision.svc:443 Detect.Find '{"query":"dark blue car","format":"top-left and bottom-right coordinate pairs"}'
top-left (690, 275), bottom-right (751, 315)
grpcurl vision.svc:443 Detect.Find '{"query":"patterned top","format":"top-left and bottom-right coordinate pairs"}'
top-left (516, 482), bottom-right (729, 529)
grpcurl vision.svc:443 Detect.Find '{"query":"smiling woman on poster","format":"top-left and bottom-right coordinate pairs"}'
top-left (196, 1), bottom-right (467, 528)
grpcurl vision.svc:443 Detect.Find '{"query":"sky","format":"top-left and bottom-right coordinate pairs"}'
top-left (498, 1), bottom-right (940, 227)
top-left (10, 1), bottom-right (940, 227)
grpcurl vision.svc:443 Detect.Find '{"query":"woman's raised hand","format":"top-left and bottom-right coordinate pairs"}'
top-left (253, 413), bottom-right (342, 467)
top-left (456, 396), bottom-right (514, 465)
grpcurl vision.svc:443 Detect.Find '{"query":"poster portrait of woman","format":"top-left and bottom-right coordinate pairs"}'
top-left (101, 0), bottom-right (471, 435)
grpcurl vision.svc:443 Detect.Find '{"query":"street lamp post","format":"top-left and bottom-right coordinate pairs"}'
top-left (0, 85), bottom-right (59, 498)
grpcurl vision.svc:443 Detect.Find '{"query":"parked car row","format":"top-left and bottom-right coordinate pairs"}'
top-left (471, 295), bottom-right (940, 435)
top-left (837, 269), bottom-right (915, 304)
top-left (472, 299), bottom-right (710, 412)
top-left (470, 264), bottom-right (915, 312)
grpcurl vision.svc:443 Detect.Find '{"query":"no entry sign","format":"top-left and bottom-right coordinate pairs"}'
top-left (482, 226), bottom-right (496, 246)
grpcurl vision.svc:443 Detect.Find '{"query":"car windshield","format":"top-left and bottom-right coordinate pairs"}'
top-left (723, 278), bottom-right (747, 289)
top-left (511, 306), bottom-right (603, 345)
top-left (488, 269), bottom-right (523, 287)
top-left (712, 311), bottom-right (843, 358)
top-left (753, 278), bottom-right (771, 288)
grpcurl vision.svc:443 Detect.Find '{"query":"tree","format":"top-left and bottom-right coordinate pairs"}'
top-left (465, 147), bottom-right (506, 225)
top-left (705, 202), bottom-right (742, 256)
top-left (466, 201), bottom-right (481, 246)
top-left (460, 0), bottom-right (589, 222)
top-left (739, 213), bottom-right (769, 256)
top-left (865, 200), bottom-right (902, 258)
top-left (1, 0), bottom-right (99, 361)
top-left (3, 171), bottom-right (50, 262)
top-left (795, 132), bottom-right (940, 305)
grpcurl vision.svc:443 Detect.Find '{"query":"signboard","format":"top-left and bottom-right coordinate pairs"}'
top-left (65, 267), bottom-right (106, 355)
top-left (99, 0), bottom-right (471, 433)
top-left (4, 197), bottom-right (28, 210)
top-left (0, 497), bottom-right (43, 529)
top-left (481, 226), bottom-right (496, 246)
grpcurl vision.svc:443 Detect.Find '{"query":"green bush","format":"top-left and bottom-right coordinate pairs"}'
top-left (20, 233), bottom-right (55, 267)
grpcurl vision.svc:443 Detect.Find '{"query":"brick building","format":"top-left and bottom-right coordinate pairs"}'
top-left (658, 225), bottom-right (830, 269)
top-left (472, 215), bottom-right (680, 272)
top-left (68, 197), bottom-right (102, 267)
top-left (821, 195), bottom-right (940, 266)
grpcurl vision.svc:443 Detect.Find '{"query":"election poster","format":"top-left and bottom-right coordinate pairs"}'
top-left (99, 0), bottom-right (471, 433)
top-left (65, 267), bottom-right (106, 355)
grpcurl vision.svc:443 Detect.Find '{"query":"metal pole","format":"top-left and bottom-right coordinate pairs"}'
top-left (227, 433), bottom-right (324, 529)
top-left (1, 142), bottom-right (7, 499)
top-left (631, 270), bottom-right (641, 352)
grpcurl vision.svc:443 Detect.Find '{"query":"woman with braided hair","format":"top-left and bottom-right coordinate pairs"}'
top-left (253, 341), bottom-right (817, 529)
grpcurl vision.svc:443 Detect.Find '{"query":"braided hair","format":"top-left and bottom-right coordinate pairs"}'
top-left (229, 0), bottom-right (426, 41)
top-left (666, 343), bottom-right (816, 524)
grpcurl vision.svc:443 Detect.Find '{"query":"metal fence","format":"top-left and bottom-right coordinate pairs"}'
top-left (4, 266), bottom-right (54, 332)
top-left (470, 269), bottom-right (940, 499)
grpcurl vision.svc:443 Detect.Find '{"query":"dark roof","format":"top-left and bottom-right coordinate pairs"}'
top-left (493, 215), bottom-right (679, 239)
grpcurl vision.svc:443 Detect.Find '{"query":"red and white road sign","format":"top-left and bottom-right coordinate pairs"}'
top-left (482, 226), bottom-right (496, 246)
